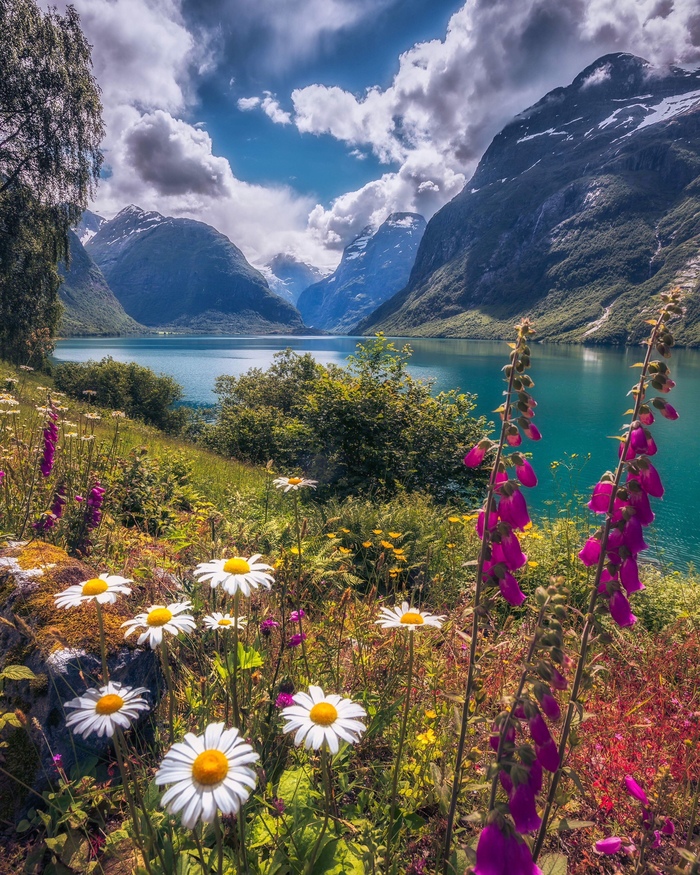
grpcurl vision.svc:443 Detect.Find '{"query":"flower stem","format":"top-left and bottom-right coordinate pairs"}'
top-left (232, 590), bottom-right (242, 728)
top-left (95, 601), bottom-right (109, 684)
top-left (442, 335), bottom-right (525, 873)
top-left (292, 491), bottom-right (311, 680)
top-left (214, 812), bottom-right (224, 875)
top-left (386, 629), bottom-right (415, 874)
top-left (112, 729), bottom-right (156, 875)
top-left (306, 748), bottom-right (332, 875)
top-left (160, 636), bottom-right (175, 745)
top-left (532, 311), bottom-right (666, 862)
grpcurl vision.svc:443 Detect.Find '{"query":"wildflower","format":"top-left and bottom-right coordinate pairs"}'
top-left (595, 836), bottom-right (622, 855)
top-left (388, 531), bottom-right (401, 539)
top-left (64, 682), bottom-right (149, 738)
top-left (122, 601), bottom-right (196, 649)
top-left (416, 728), bottom-right (437, 747)
top-left (376, 601), bottom-right (445, 630)
top-left (624, 775), bottom-right (649, 806)
top-left (40, 406), bottom-right (59, 477)
top-left (289, 609), bottom-right (305, 623)
top-left (281, 685), bottom-right (366, 754)
top-left (509, 764), bottom-right (543, 833)
top-left (514, 458), bottom-right (538, 488)
top-left (55, 573), bottom-right (132, 609)
top-left (287, 632), bottom-right (307, 648)
top-left (497, 570), bottom-right (527, 607)
top-left (473, 821), bottom-right (543, 875)
top-left (275, 693), bottom-right (295, 708)
top-left (362, 540), bottom-right (372, 548)
top-left (202, 612), bottom-right (247, 631)
top-left (33, 483), bottom-right (67, 534)
top-left (155, 723), bottom-right (258, 828)
top-left (498, 488), bottom-right (531, 530)
top-left (523, 423), bottom-right (542, 441)
top-left (464, 440), bottom-right (491, 467)
top-left (193, 555), bottom-right (274, 597)
top-left (272, 475), bottom-right (317, 492)
top-left (85, 482), bottom-right (106, 531)
top-left (260, 617), bottom-right (280, 636)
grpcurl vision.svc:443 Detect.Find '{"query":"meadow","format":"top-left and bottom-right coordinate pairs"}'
top-left (0, 296), bottom-right (698, 875)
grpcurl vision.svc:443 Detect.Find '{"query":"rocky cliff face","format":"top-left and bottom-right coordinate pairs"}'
top-left (297, 213), bottom-right (426, 333)
top-left (87, 206), bottom-right (304, 334)
top-left (359, 54), bottom-right (700, 345)
top-left (264, 254), bottom-right (327, 305)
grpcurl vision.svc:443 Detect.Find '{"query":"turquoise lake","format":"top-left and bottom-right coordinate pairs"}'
top-left (53, 335), bottom-right (699, 568)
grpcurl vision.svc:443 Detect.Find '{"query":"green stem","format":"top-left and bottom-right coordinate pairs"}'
top-left (305, 748), bottom-right (331, 875)
top-left (532, 311), bottom-right (666, 862)
top-left (112, 729), bottom-right (156, 875)
top-left (293, 491), bottom-right (311, 680)
top-left (442, 336), bottom-right (525, 874)
top-left (232, 591), bottom-right (241, 727)
top-left (386, 630), bottom-right (415, 874)
top-left (214, 812), bottom-right (224, 875)
top-left (160, 636), bottom-right (175, 745)
top-left (96, 601), bottom-right (109, 684)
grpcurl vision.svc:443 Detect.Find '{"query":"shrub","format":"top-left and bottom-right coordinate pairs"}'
top-left (203, 336), bottom-right (489, 500)
top-left (53, 356), bottom-right (186, 432)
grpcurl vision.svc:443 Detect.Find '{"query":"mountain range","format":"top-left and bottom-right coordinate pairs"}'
top-left (297, 213), bottom-right (426, 333)
top-left (359, 53), bottom-right (700, 344)
top-left (264, 254), bottom-right (328, 305)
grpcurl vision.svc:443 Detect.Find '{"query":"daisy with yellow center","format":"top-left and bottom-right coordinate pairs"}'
top-left (155, 723), bottom-right (259, 829)
top-left (122, 601), bottom-right (196, 649)
top-left (376, 601), bottom-right (445, 631)
top-left (54, 573), bottom-right (132, 609)
top-left (64, 682), bottom-right (149, 738)
top-left (202, 612), bottom-right (247, 632)
top-left (272, 475), bottom-right (318, 492)
top-left (280, 685), bottom-right (367, 754)
top-left (193, 554), bottom-right (274, 597)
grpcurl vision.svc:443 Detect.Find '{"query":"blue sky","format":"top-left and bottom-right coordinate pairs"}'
top-left (46, 0), bottom-right (700, 269)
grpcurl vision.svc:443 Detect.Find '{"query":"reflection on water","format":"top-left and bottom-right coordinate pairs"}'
top-left (54, 335), bottom-right (700, 567)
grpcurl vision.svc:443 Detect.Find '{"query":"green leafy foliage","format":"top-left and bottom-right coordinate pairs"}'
top-left (54, 357), bottom-right (186, 432)
top-left (204, 337), bottom-right (488, 500)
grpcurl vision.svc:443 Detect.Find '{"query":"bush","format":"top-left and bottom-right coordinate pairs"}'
top-left (53, 357), bottom-right (186, 432)
top-left (203, 336), bottom-right (489, 500)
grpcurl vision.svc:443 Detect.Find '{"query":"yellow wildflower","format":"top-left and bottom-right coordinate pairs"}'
top-left (388, 531), bottom-right (402, 539)
top-left (362, 541), bottom-right (372, 548)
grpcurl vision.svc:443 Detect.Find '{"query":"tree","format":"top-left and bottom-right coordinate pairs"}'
top-left (0, 0), bottom-right (103, 363)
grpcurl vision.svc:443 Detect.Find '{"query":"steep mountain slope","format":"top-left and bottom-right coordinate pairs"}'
top-left (298, 213), bottom-right (426, 332)
top-left (75, 209), bottom-right (106, 245)
top-left (58, 231), bottom-right (143, 336)
top-left (359, 54), bottom-right (700, 345)
top-left (86, 206), bottom-right (304, 333)
top-left (264, 254), bottom-right (327, 305)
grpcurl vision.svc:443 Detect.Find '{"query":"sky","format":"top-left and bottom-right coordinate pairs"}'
top-left (43, 0), bottom-right (700, 270)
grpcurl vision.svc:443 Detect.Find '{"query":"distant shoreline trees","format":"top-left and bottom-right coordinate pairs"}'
top-left (0, 0), bottom-right (103, 363)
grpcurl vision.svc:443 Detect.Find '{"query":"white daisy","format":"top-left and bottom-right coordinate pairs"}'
top-left (54, 573), bottom-right (132, 609)
top-left (122, 601), bottom-right (196, 649)
top-left (376, 601), bottom-right (445, 631)
top-left (281, 685), bottom-right (367, 754)
top-left (202, 612), bottom-right (247, 632)
top-left (272, 475), bottom-right (318, 493)
top-left (64, 681), bottom-right (149, 738)
top-left (155, 723), bottom-right (259, 829)
top-left (193, 556), bottom-right (274, 597)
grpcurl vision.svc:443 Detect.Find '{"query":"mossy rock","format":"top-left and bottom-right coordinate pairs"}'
top-left (0, 541), bottom-right (160, 815)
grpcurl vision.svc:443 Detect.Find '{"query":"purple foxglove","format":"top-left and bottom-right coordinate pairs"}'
top-left (464, 444), bottom-right (488, 467)
top-left (609, 591), bottom-right (637, 628)
top-left (474, 823), bottom-right (508, 875)
top-left (535, 738), bottom-right (559, 772)
top-left (493, 530), bottom-right (527, 570)
top-left (618, 441), bottom-right (636, 461)
top-left (498, 489), bottom-right (531, 530)
top-left (626, 488), bottom-right (654, 526)
top-left (523, 423), bottom-right (541, 441)
top-left (661, 819), bottom-right (674, 835)
top-left (539, 692), bottom-right (561, 721)
top-left (495, 470), bottom-right (509, 485)
top-left (509, 781), bottom-right (542, 834)
top-left (607, 525), bottom-right (624, 550)
top-left (490, 721), bottom-right (516, 751)
top-left (588, 482), bottom-right (614, 513)
top-left (620, 556), bottom-right (644, 594)
top-left (578, 537), bottom-right (601, 567)
top-left (639, 408), bottom-right (654, 426)
top-left (549, 667), bottom-right (568, 691)
top-left (511, 836), bottom-right (543, 875)
top-left (499, 571), bottom-right (527, 607)
top-left (622, 516), bottom-right (648, 555)
top-left (528, 713), bottom-right (552, 746)
top-left (507, 430), bottom-right (523, 447)
top-left (515, 459), bottom-right (537, 488)
top-left (659, 378), bottom-right (675, 393)
top-left (660, 402), bottom-right (678, 420)
top-left (630, 426), bottom-right (648, 454)
top-left (477, 510), bottom-right (499, 539)
top-left (624, 775), bottom-right (649, 806)
top-left (650, 830), bottom-right (662, 849)
top-left (500, 770), bottom-right (514, 794)
top-left (636, 462), bottom-right (664, 498)
top-left (595, 836), bottom-right (622, 855)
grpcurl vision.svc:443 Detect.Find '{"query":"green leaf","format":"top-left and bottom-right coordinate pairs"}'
top-left (553, 818), bottom-right (595, 831)
top-left (446, 849), bottom-right (469, 875)
top-left (276, 767), bottom-right (313, 809)
top-left (236, 643), bottom-right (263, 671)
top-left (540, 853), bottom-right (568, 875)
top-left (0, 664), bottom-right (37, 681)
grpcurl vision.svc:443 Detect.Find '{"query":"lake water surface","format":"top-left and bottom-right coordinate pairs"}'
top-left (53, 335), bottom-right (699, 567)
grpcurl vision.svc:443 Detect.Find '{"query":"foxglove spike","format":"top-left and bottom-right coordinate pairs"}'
top-left (499, 571), bottom-right (527, 606)
top-left (498, 488), bottom-right (531, 530)
top-left (515, 459), bottom-right (537, 488)
top-left (578, 537), bottom-right (601, 567)
top-left (609, 590), bottom-right (637, 627)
